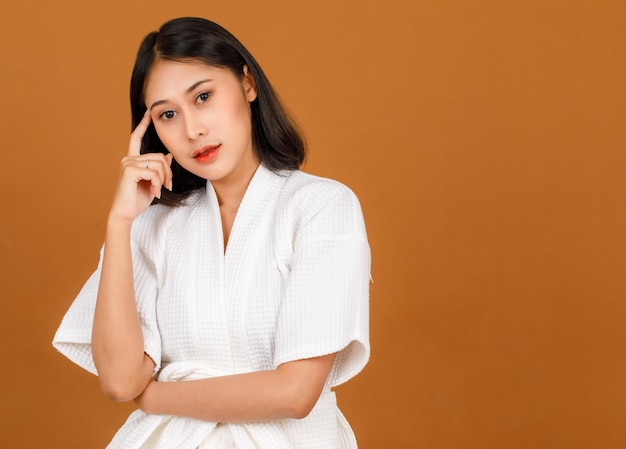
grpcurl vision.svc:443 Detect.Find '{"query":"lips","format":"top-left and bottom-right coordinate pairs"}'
top-left (193, 144), bottom-right (221, 163)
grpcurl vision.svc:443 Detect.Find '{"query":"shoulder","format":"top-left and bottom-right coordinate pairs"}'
top-left (279, 170), bottom-right (362, 211)
top-left (276, 170), bottom-right (367, 237)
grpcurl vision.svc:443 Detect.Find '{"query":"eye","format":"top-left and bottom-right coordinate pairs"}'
top-left (195, 92), bottom-right (210, 104)
top-left (159, 110), bottom-right (176, 120)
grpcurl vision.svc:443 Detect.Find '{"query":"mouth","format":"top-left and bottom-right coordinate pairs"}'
top-left (191, 144), bottom-right (222, 161)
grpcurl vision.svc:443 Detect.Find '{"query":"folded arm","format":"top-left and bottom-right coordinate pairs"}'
top-left (134, 353), bottom-right (336, 422)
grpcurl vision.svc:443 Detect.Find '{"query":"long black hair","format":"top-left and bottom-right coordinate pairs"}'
top-left (130, 17), bottom-right (306, 205)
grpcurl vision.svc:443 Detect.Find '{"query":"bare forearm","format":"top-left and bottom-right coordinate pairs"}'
top-left (141, 371), bottom-right (295, 422)
top-left (92, 217), bottom-right (153, 401)
top-left (137, 354), bottom-right (336, 422)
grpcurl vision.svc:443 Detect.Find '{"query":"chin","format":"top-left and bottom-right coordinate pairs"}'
top-left (199, 166), bottom-right (232, 183)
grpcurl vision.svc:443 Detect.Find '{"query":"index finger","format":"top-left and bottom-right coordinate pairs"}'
top-left (128, 111), bottom-right (152, 156)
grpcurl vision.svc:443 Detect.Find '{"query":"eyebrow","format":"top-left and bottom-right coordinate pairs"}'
top-left (148, 79), bottom-right (213, 110)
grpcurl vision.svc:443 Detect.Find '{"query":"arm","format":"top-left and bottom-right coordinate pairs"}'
top-left (135, 353), bottom-right (336, 421)
top-left (91, 112), bottom-right (172, 402)
top-left (91, 218), bottom-right (156, 401)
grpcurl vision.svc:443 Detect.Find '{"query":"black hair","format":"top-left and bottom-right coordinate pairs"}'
top-left (129, 17), bottom-right (306, 205)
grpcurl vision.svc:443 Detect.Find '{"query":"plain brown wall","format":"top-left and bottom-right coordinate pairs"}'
top-left (1, 0), bottom-right (625, 447)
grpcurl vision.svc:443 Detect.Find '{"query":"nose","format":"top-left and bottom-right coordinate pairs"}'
top-left (184, 111), bottom-right (207, 140)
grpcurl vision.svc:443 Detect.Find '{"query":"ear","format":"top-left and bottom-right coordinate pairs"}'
top-left (242, 65), bottom-right (258, 102)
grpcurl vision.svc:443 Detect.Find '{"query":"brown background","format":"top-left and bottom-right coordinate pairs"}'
top-left (1, 0), bottom-right (625, 447)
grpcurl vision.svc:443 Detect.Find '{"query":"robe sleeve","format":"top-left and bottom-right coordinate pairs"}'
top-left (273, 182), bottom-right (371, 387)
top-left (52, 240), bottom-right (162, 376)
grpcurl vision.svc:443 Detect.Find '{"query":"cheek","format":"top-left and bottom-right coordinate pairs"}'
top-left (153, 124), bottom-right (176, 149)
top-left (218, 94), bottom-right (251, 123)
top-left (226, 103), bottom-right (253, 134)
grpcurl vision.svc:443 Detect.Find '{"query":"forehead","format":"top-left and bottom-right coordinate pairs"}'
top-left (144, 60), bottom-right (235, 101)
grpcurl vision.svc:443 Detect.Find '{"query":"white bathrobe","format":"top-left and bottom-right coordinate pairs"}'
top-left (53, 165), bottom-right (371, 449)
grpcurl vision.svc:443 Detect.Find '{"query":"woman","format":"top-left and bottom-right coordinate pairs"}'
top-left (53, 17), bottom-right (370, 449)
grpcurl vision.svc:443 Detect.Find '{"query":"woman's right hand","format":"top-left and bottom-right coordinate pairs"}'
top-left (108, 112), bottom-right (173, 223)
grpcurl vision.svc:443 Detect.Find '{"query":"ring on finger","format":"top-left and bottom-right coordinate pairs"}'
top-left (145, 159), bottom-right (150, 169)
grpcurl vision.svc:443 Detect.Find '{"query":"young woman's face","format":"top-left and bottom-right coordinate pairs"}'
top-left (144, 60), bottom-right (258, 185)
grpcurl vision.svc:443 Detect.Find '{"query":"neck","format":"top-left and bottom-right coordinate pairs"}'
top-left (212, 160), bottom-right (260, 209)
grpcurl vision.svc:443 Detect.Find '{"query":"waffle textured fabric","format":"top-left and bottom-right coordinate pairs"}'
top-left (53, 165), bottom-right (371, 449)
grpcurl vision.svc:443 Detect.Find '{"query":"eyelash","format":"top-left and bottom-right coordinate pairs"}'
top-left (158, 92), bottom-right (211, 121)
